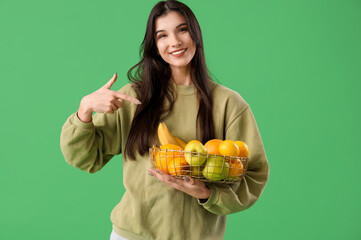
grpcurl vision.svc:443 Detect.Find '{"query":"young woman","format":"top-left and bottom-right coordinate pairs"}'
top-left (60, 1), bottom-right (269, 239)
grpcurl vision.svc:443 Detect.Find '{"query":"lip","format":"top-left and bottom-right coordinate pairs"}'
top-left (169, 48), bottom-right (187, 54)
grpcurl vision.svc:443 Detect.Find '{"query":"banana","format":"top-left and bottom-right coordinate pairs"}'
top-left (157, 122), bottom-right (183, 148)
top-left (175, 137), bottom-right (187, 149)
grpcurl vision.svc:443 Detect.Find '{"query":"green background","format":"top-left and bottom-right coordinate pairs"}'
top-left (1, 0), bottom-right (360, 239)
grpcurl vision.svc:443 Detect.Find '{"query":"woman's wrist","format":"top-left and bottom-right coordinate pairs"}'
top-left (198, 185), bottom-right (211, 202)
top-left (77, 100), bottom-right (93, 123)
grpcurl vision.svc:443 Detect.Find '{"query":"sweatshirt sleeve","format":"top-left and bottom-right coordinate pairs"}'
top-left (60, 110), bottom-right (122, 173)
top-left (198, 106), bottom-right (269, 215)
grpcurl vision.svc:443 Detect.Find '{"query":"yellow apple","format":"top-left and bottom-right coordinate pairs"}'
top-left (184, 140), bottom-right (208, 166)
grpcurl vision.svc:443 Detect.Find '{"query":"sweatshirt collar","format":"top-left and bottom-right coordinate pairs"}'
top-left (172, 81), bottom-right (196, 95)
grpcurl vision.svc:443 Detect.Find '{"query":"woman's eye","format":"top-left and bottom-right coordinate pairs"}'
top-left (157, 28), bottom-right (187, 39)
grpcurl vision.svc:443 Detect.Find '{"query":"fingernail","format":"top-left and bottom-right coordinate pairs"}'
top-left (135, 100), bottom-right (142, 105)
top-left (147, 172), bottom-right (153, 176)
top-left (183, 176), bottom-right (190, 182)
top-left (156, 169), bottom-right (160, 173)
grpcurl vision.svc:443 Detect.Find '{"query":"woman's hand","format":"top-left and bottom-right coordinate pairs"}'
top-left (77, 73), bottom-right (141, 123)
top-left (147, 168), bottom-right (211, 200)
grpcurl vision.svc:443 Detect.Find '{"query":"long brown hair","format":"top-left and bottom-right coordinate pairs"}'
top-left (124, 0), bottom-right (214, 160)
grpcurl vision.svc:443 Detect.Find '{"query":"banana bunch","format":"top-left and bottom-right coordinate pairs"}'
top-left (157, 122), bottom-right (187, 149)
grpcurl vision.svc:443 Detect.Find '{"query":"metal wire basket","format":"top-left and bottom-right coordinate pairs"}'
top-left (149, 146), bottom-right (249, 183)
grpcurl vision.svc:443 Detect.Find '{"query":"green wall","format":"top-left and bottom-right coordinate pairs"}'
top-left (1, 0), bottom-right (360, 239)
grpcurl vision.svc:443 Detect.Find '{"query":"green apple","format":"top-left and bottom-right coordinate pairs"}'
top-left (202, 156), bottom-right (229, 181)
top-left (190, 165), bottom-right (205, 177)
top-left (184, 140), bottom-right (208, 166)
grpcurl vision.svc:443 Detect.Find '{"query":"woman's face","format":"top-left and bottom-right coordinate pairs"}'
top-left (155, 11), bottom-right (196, 71)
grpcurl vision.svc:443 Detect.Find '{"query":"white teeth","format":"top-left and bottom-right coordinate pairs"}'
top-left (171, 49), bottom-right (185, 55)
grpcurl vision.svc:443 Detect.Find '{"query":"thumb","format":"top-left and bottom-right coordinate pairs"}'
top-left (103, 72), bottom-right (117, 89)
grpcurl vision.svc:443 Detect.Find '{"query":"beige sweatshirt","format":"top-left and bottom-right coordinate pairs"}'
top-left (60, 81), bottom-right (269, 240)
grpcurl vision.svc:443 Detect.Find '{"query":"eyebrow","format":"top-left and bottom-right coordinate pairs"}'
top-left (155, 23), bottom-right (188, 35)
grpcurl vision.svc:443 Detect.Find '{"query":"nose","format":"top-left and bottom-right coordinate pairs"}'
top-left (170, 33), bottom-right (182, 47)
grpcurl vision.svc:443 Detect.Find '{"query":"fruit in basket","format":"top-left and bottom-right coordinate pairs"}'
top-left (190, 165), bottom-right (205, 177)
top-left (160, 144), bottom-right (183, 151)
top-left (168, 157), bottom-right (189, 176)
top-left (184, 140), bottom-right (208, 166)
top-left (154, 144), bottom-right (183, 173)
top-left (234, 141), bottom-right (249, 157)
top-left (175, 137), bottom-right (187, 149)
top-left (159, 144), bottom-right (183, 159)
top-left (154, 152), bottom-right (169, 173)
top-left (219, 140), bottom-right (240, 157)
top-left (204, 139), bottom-right (222, 155)
top-left (202, 155), bottom-right (229, 181)
top-left (225, 158), bottom-right (244, 181)
top-left (157, 122), bottom-right (183, 148)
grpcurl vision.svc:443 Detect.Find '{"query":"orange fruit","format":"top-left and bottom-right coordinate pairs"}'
top-left (204, 139), bottom-right (223, 155)
top-left (168, 157), bottom-right (189, 176)
top-left (160, 144), bottom-right (183, 159)
top-left (226, 159), bottom-right (244, 180)
top-left (219, 140), bottom-right (239, 157)
top-left (154, 144), bottom-right (183, 173)
top-left (234, 141), bottom-right (249, 157)
top-left (160, 144), bottom-right (183, 151)
top-left (154, 151), bottom-right (169, 173)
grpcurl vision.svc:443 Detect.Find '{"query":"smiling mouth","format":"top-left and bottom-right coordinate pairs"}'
top-left (170, 48), bottom-right (187, 56)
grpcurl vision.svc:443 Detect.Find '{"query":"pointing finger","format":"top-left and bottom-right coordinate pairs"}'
top-left (113, 99), bottom-right (123, 109)
top-left (103, 72), bottom-right (117, 89)
top-left (113, 92), bottom-right (142, 105)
